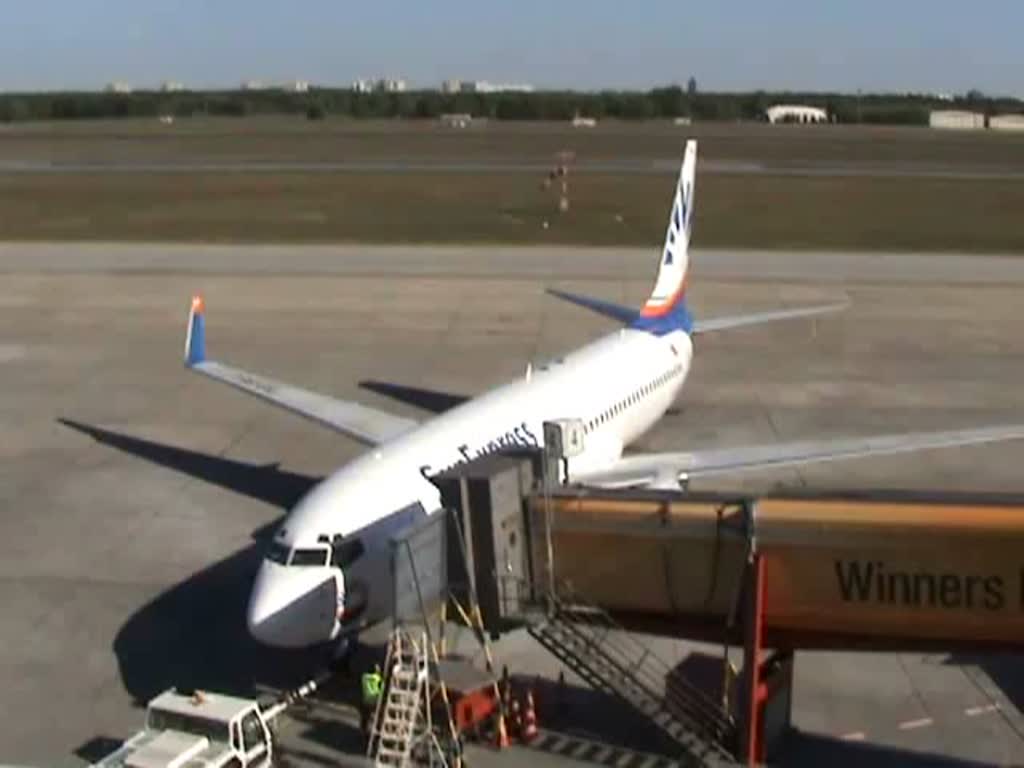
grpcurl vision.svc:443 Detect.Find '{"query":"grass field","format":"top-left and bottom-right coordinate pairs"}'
top-left (2, 118), bottom-right (1023, 250)
top-left (3, 171), bottom-right (1023, 251)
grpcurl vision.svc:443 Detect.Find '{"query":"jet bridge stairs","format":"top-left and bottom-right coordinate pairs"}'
top-left (518, 582), bottom-right (738, 768)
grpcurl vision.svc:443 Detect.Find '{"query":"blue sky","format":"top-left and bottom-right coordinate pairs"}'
top-left (1, 1), bottom-right (1021, 95)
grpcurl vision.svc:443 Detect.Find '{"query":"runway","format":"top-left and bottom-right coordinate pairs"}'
top-left (2, 243), bottom-right (1024, 766)
top-left (3, 158), bottom-right (1023, 180)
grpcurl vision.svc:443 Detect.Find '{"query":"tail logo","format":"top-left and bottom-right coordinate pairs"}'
top-left (663, 181), bottom-right (692, 267)
top-left (679, 181), bottom-right (691, 235)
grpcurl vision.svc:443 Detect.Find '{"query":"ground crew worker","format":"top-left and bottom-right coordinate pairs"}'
top-left (360, 664), bottom-right (383, 737)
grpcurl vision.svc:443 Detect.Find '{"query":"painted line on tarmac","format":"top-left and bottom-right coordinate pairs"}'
top-left (840, 702), bottom-right (1002, 743)
top-left (965, 704), bottom-right (1000, 717)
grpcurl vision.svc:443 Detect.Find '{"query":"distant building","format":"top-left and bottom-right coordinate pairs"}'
top-left (673, 116), bottom-right (693, 126)
top-left (440, 113), bottom-right (472, 128)
top-left (766, 104), bottom-right (828, 124)
top-left (161, 81), bottom-right (185, 93)
top-left (457, 80), bottom-right (533, 94)
top-left (989, 114), bottom-right (1024, 132)
top-left (929, 110), bottom-right (985, 130)
top-left (571, 115), bottom-right (597, 128)
top-left (441, 79), bottom-right (462, 94)
top-left (105, 81), bottom-right (132, 94)
top-left (353, 77), bottom-right (406, 93)
top-left (285, 80), bottom-right (310, 93)
top-left (242, 80), bottom-right (266, 91)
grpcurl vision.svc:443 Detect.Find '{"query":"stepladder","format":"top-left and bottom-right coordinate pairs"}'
top-left (368, 628), bottom-right (446, 768)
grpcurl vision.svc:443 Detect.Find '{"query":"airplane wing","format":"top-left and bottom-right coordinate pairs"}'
top-left (572, 425), bottom-right (1024, 490)
top-left (183, 296), bottom-right (418, 446)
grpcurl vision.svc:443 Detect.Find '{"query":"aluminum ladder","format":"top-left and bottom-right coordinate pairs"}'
top-left (367, 628), bottom-right (433, 768)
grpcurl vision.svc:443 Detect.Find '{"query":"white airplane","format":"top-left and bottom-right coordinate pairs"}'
top-left (183, 140), bottom-right (1024, 649)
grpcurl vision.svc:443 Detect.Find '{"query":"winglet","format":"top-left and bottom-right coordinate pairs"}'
top-left (184, 294), bottom-right (206, 367)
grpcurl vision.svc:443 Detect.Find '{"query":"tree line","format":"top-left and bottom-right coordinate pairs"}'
top-left (0, 86), bottom-right (1019, 125)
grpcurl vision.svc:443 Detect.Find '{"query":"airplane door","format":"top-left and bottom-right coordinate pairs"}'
top-left (390, 506), bottom-right (446, 626)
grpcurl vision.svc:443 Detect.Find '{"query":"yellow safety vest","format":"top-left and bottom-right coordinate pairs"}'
top-left (362, 672), bottom-right (382, 705)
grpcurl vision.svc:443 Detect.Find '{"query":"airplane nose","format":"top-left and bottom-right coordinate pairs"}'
top-left (247, 561), bottom-right (338, 648)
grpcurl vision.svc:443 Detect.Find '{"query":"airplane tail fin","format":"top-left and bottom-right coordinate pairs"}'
top-left (547, 140), bottom-right (848, 335)
top-left (630, 140), bottom-right (697, 335)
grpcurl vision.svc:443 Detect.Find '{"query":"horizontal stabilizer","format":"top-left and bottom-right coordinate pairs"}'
top-left (692, 301), bottom-right (849, 334)
top-left (547, 288), bottom-right (640, 325)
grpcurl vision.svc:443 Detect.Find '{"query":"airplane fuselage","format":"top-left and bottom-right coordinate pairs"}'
top-left (246, 327), bottom-right (692, 647)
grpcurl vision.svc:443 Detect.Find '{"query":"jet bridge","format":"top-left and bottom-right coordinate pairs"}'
top-left (526, 487), bottom-right (1024, 652)
top-left (436, 452), bottom-right (1024, 652)
top-left (432, 450), bottom-right (1024, 765)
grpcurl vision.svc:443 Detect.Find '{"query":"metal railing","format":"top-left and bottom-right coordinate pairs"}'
top-left (547, 582), bottom-right (736, 753)
top-left (499, 574), bottom-right (736, 758)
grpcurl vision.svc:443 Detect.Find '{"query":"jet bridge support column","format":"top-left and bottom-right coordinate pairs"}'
top-left (738, 553), bottom-right (766, 765)
top-left (737, 552), bottom-right (794, 766)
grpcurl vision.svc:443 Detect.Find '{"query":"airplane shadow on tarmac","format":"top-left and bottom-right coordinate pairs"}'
top-left (358, 380), bottom-right (468, 414)
top-left (58, 419), bottom-right (332, 705)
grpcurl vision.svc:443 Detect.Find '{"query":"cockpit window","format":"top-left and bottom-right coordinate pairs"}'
top-left (265, 541), bottom-right (289, 565)
top-left (332, 539), bottom-right (366, 569)
top-left (290, 547), bottom-right (329, 567)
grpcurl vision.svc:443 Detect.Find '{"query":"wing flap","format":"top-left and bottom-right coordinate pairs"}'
top-left (574, 425), bottom-right (1024, 489)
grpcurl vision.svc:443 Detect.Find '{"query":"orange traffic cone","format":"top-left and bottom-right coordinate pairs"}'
top-left (521, 689), bottom-right (539, 742)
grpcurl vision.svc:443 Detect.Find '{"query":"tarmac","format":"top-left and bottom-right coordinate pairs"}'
top-left (3, 243), bottom-right (1024, 767)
